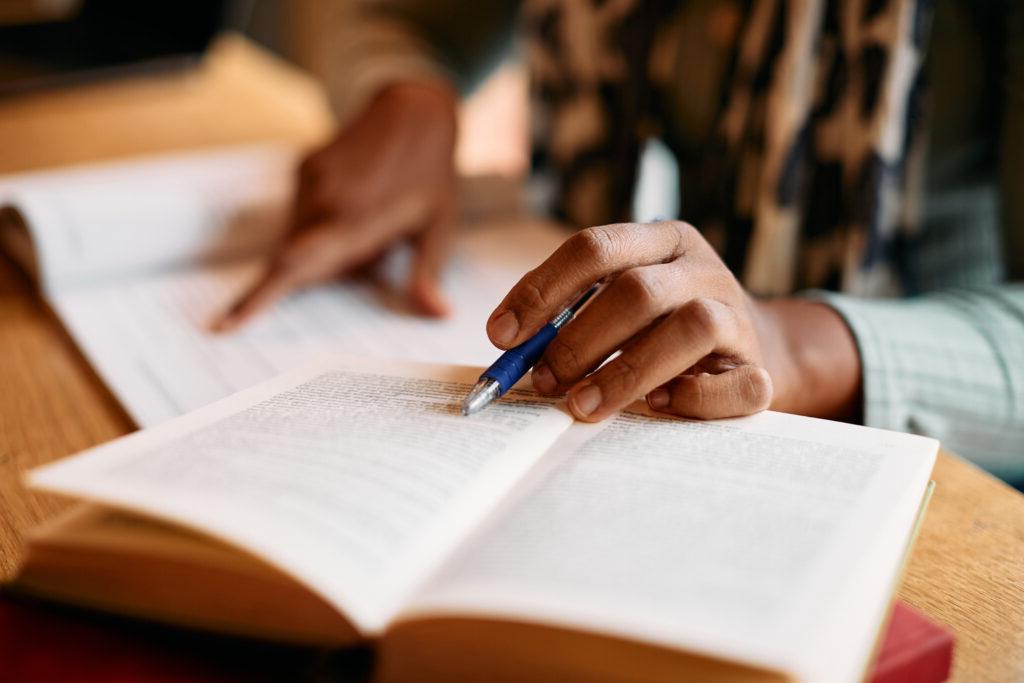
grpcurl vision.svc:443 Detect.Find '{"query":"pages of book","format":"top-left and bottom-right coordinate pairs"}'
top-left (29, 356), bottom-right (573, 634)
top-left (404, 409), bottom-right (938, 683)
top-left (47, 221), bottom-right (565, 426)
top-left (0, 145), bottom-right (294, 293)
top-left (0, 144), bottom-right (570, 427)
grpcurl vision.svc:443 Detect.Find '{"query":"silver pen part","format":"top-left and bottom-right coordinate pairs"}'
top-left (554, 283), bottom-right (600, 328)
top-left (461, 378), bottom-right (501, 416)
top-left (460, 284), bottom-right (601, 417)
top-left (550, 306), bottom-right (573, 329)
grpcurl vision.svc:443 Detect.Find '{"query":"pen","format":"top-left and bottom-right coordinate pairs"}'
top-left (461, 284), bottom-right (601, 416)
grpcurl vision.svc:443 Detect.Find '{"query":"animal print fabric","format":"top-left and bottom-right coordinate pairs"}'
top-left (525, 0), bottom-right (934, 296)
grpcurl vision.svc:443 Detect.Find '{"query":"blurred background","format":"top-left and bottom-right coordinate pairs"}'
top-left (0, 0), bottom-right (682, 220)
top-left (0, 0), bottom-right (529, 178)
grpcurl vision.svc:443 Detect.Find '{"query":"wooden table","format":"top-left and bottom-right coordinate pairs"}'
top-left (1, 35), bottom-right (1023, 683)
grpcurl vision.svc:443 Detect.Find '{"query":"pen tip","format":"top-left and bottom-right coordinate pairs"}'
top-left (461, 378), bottom-right (500, 416)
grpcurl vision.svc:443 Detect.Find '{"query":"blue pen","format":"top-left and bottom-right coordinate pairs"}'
top-left (461, 284), bottom-right (601, 416)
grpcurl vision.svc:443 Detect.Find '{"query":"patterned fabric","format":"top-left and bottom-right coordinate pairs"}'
top-left (320, 0), bottom-right (1024, 479)
top-left (526, 0), bottom-right (934, 297)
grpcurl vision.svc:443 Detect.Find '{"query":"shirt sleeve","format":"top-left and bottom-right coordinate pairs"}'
top-left (816, 288), bottom-right (1024, 484)
top-left (310, 0), bottom-right (521, 124)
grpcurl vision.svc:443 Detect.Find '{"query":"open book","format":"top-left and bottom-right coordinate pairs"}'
top-left (14, 356), bottom-right (938, 683)
top-left (0, 145), bottom-right (565, 426)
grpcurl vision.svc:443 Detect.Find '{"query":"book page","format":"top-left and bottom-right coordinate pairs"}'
top-left (48, 220), bottom-right (568, 427)
top-left (0, 144), bottom-right (294, 293)
top-left (28, 356), bottom-right (574, 634)
top-left (404, 409), bottom-right (937, 682)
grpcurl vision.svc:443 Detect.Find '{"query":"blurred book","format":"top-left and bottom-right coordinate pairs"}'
top-left (0, 595), bottom-right (952, 683)
top-left (0, 144), bottom-right (566, 427)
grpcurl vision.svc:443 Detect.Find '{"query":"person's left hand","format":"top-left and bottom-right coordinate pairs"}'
top-left (486, 221), bottom-right (860, 422)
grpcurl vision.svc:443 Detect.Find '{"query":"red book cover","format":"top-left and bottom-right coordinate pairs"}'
top-left (867, 601), bottom-right (955, 683)
top-left (0, 595), bottom-right (952, 682)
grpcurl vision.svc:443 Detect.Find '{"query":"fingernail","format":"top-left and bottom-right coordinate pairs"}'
top-left (532, 364), bottom-right (557, 394)
top-left (489, 310), bottom-right (519, 346)
top-left (648, 388), bottom-right (669, 409)
top-left (570, 384), bottom-right (602, 417)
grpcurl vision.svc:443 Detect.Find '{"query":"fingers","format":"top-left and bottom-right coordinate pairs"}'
top-left (407, 204), bottom-right (455, 318)
top-left (564, 297), bottom-right (745, 422)
top-left (531, 263), bottom-right (687, 394)
top-left (646, 365), bottom-right (773, 419)
top-left (212, 265), bottom-right (295, 333)
top-left (487, 221), bottom-right (693, 348)
top-left (211, 223), bottom-right (340, 333)
top-left (213, 192), bottom-right (443, 332)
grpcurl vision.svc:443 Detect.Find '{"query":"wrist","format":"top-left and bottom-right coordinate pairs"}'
top-left (749, 297), bottom-right (799, 413)
top-left (374, 80), bottom-right (458, 140)
top-left (753, 297), bottom-right (863, 421)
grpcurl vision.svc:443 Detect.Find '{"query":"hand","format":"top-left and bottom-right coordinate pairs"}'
top-left (486, 221), bottom-right (862, 422)
top-left (214, 81), bottom-right (459, 332)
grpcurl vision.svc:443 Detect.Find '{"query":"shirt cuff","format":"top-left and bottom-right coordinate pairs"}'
top-left (806, 288), bottom-right (1024, 483)
top-left (330, 17), bottom-right (455, 125)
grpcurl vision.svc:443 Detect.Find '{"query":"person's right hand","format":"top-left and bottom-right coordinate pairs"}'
top-left (214, 80), bottom-right (459, 332)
